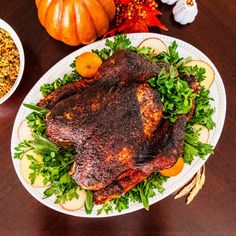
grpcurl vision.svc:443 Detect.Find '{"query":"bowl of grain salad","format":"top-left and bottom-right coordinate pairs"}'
top-left (0, 19), bottom-right (25, 104)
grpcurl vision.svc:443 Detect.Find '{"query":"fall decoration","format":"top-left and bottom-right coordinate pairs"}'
top-left (160, 0), bottom-right (178, 5)
top-left (35, 0), bottom-right (116, 46)
top-left (75, 52), bottom-right (102, 78)
top-left (172, 0), bottom-right (198, 25)
top-left (174, 165), bottom-right (205, 204)
top-left (106, 0), bottom-right (167, 36)
top-left (186, 165), bottom-right (205, 204)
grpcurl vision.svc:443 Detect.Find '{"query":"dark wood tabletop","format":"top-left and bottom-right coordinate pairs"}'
top-left (0, 0), bottom-right (236, 235)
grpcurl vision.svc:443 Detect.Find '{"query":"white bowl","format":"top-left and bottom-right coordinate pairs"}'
top-left (0, 18), bottom-right (25, 104)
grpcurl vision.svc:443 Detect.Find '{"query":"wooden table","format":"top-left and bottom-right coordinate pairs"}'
top-left (0, 1), bottom-right (235, 235)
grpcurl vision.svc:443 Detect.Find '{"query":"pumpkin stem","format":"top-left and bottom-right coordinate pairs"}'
top-left (186, 0), bottom-right (194, 6)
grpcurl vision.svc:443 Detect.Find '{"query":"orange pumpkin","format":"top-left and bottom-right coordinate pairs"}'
top-left (35, 0), bottom-right (116, 46)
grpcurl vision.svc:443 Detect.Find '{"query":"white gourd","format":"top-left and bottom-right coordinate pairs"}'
top-left (172, 0), bottom-right (198, 25)
top-left (160, 0), bottom-right (178, 5)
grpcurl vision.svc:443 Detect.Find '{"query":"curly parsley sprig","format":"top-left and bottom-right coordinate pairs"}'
top-left (184, 125), bottom-right (213, 164)
top-left (149, 66), bottom-right (197, 122)
top-left (190, 89), bottom-right (215, 130)
top-left (97, 173), bottom-right (168, 215)
top-left (40, 62), bottom-right (81, 96)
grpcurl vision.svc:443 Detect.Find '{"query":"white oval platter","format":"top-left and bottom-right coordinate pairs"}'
top-left (11, 33), bottom-right (226, 218)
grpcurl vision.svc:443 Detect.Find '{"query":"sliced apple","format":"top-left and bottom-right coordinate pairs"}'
top-left (18, 119), bottom-right (33, 142)
top-left (20, 150), bottom-right (49, 188)
top-left (60, 188), bottom-right (87, 211)
top-left (192, 124), bottom-right (209, 144)
top-left (185, 60), bottom-right (215, 90)
top-left (138, 38), bottom-right (167, 55)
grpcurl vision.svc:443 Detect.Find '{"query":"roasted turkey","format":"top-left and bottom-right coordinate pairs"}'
top-left (38, 50), bottom-right (190, 204)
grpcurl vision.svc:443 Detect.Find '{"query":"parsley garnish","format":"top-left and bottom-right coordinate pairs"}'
top-left (92, 48), bottom-right (111, 61)
top-left (105, 34), bottom-right (134, 51)
top-left (190, 88), bottom-right (215, 130)
top-left (184, 125), bottom-right (213, 164)
top-left (156, 41), bottom-right (191, 67)
top-left (149, 66), bottom-right (197, 122)
top-left (92, 34), bottom-right (134, 60)
top-left (180, 65), bottom-right (206, 82)
top-left (14, 140), bottom-right (31, 160)
top-left (92, 34), bottom-right (154, 61)
top-left (40, 62), bottom-right (81, 96)
top-left (97, 173), bottom-right (168, 215)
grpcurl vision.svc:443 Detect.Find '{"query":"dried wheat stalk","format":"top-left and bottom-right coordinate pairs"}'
top-left (174, 165), bottom-right (206, 204)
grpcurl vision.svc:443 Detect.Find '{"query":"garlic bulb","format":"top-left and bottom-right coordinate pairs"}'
top-left (173, 0), bottom-right (198, 25)
top-left (160, 0), bottom-right (178, 5)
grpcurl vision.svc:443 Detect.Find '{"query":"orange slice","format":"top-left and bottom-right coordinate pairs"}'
top-left (160, 157), bottom-right (184, 177)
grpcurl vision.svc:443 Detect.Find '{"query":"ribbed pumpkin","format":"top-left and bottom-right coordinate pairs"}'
top-left (35, 0), bottom-right (116, 46)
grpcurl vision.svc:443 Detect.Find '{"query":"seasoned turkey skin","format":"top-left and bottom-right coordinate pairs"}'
top-left (93, 116), bottom-right (187, 204)
top-left (39, 50), bottom-right (187, 204)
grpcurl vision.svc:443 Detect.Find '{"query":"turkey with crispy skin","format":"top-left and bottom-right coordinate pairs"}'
top-left (38, 50), bottom-right (190, 204)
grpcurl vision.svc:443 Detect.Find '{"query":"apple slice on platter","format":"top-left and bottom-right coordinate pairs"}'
top-left (192, 124), bottom-right (210, 144)
top-left (60, 188), bottom-right (87, 211)
top-left (18, 119), bottom-right (33, 142)
top-left (21, 150), bottom-right (49, 187)
top-left (138, 38), bottom-right (167, 55)
top-left (185, 60), bottom-right (215, 90)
